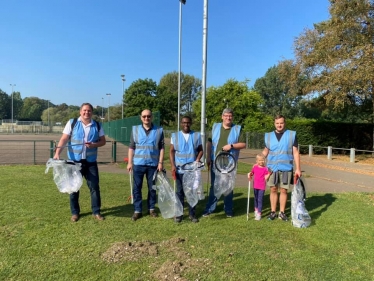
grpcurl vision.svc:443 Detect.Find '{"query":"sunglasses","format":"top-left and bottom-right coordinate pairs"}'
top-left (142, 115), bottom-right (152, 118)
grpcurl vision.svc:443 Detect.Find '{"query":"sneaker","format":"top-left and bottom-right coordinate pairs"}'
top-left (202, 212), bottom-right (211, 217)
top-left (174, 216), bottom-right (183, 223)
top-left (267, 211), bottom-right (277, 220)
top-left (278, 212), bottom-right (288, 221)
top-left (255, 213), bottom-right (261, 221)
top-left (254, 210), bottom-right (258, 216)
top-left (189, 215), bottom-right (199, 223)
top-left (226, 214), bottom-right (233, 218)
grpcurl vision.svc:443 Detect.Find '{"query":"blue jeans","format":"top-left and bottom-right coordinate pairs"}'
top-left (70, 160), bottom-right (101, 215)
top-left (132, 165), bottom-right (157, 213)
top-left (204, 168), bottom-right (233, 216)
top-left (175, 173), bottom-right (196, 217)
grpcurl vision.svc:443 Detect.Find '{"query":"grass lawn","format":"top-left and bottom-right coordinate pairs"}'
top-left (1, 165), bottom-right (374, 280)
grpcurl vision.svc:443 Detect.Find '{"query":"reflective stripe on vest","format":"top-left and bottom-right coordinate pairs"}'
top-left (67, 119), bottom-right (99, 162)
top-left (265, 130), bottom-right (295, 172)
top-left (211, 123), bottom-right (241, 161)
top-left (133, 125), bottom-right (162, 166)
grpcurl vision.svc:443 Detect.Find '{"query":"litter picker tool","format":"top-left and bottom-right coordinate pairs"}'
top-left (247, 174), bottom-right (251, 221)
top-left (214, 151), bottom-right (236, 174)
top-left (128, 171), bottom-right (134, 204)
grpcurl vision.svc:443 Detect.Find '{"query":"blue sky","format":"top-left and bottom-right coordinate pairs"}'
top-left (0, 0), bottom-right (330, 108)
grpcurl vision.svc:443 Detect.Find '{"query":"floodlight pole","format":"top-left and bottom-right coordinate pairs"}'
top-left (106, 93), bottom-right (111, 122)
top-left (10, 84), bottom-right (16, 134)
top-left (201, 0), bottom-right (208, 161)
top-left (178, 0), bottom-right (185, 131)
top-left (121, 74), bottom-right (125, 119)
top-left (101, 97), bottom-right (104, 121)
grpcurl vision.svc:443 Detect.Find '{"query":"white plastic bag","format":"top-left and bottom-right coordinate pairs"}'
top-left (291, 178), bottom-right (312, 228)
top-left (182, 170), bottom-right (205, 208)
top-left (213, 167), bottom-right (237, 199)
top-left (45, 158), bottom-right (83, 194)
top-left (154, 171), bottom-right (183, 219)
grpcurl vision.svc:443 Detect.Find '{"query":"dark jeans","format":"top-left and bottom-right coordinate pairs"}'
top-left (70, 160), bottom-right (101, 215)
top-left (204, 168), bottom-right (234, 216)
top-left (132, 165), bottom-right (157, 213)
top-left (175, 173), bottom-right (196, 217)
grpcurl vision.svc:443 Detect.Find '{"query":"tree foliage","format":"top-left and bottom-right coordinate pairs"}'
top-left (279, 0), bottom-right (374, 123)
top-left (253, 65), bottom-right (304, 119)
top-left (193, 79), bottom-right (266, 131)
top-left (124, 78), bottom-right (157, 117)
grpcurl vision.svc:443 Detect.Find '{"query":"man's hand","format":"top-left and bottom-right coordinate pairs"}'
top-left (127, 163), bottom-right (133, 173)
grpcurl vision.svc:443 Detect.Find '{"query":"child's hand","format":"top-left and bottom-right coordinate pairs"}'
top-left (248, 172), bottom-right (253, 181)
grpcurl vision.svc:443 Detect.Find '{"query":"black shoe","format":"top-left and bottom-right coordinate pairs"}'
top-left (267, 211), bottom-right (277, 220)
top-left (131, 212), bottom-right (143, 221)
top-left (278, 212), bottom-right (288, 221)
top-left (189, 215), bottom-right (199, 223)
top-left (174, 216), bottom-right (183, 223)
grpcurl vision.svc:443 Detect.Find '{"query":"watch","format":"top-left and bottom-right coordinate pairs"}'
top-left (230, 144), bottom-right (234, 149)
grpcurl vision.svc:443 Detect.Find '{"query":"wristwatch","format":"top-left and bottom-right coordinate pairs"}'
top-left (230, 144), bottom-right (234, 149)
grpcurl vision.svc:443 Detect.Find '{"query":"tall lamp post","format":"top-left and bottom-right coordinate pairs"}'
top-left (106, 93), bottom-right (111, 122)
top-left (121, 74), bottom-right (125, 119)
top-left (101, 97), bottom-right (104, 121)
top-left (10, 84), bottom-right (16, 133)
top-left (177, 0), bottom-right (186, 131)
top-left (47, 100), bottom-right (50, 132)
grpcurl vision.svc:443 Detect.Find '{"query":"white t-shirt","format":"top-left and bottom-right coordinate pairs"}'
top-left (170, 132), bottom-right (190, 145)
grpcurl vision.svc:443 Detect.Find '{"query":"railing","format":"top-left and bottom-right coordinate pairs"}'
top-left (299, 144), bottom-right (374, 163)
top-left (0, 139), bottom-right (128, 165)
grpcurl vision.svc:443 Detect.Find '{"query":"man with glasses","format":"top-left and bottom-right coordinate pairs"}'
top-left (170, 116), bottom-right (203, 223)
top-left (54, 103), bottom-right (106, 222)
top-left (127, 109), bottom-right (165, 221)
top-left (203, 108), bottom-right (246, 218)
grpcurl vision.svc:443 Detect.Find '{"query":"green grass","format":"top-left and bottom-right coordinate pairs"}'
top-left (1, 165), bottom-right (374, 280)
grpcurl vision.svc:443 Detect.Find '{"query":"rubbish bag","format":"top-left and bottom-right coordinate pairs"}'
top-left (153, 170), bottom-right (183, 219)
top-left (291, 178), bottom-right (312, 228)
top-left (45, 158), bottom-right (83, 194)
top-left (213, 167), bottom-right (237, 199)
top-left (182, 170), bottom-right (205, 208)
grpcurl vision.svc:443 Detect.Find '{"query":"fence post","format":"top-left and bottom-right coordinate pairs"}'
top-left (112, 141), bottom-right (117, 163)
top-left (309, 145), bottom-right (313, 157)
top-left (327, 146), bottom-right (332, 160)
top-left (246, 132), bottom-right (249, 149)
top-left (50, 141), bottom-right (54, 158)
top-left (350, 148), bottom-right (355, 163)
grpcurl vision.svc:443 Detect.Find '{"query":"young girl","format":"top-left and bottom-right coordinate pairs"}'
top-left (248, 154), bottom-right (271, 220)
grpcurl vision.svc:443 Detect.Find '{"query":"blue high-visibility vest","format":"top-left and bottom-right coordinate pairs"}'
top-left (172, 131), bottom-right (201, 173)
top-left (67, 119), bottom-right (99, 162)
top-left (133, 125), bottom-right (163, 166)
top-left (265, 130), bottom-right (295, 172)
top-left (211, 123), bottom-right (241, 161)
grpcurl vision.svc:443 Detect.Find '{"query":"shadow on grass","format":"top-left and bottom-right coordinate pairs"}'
top-left (304, 193), bottom-right (336, 220)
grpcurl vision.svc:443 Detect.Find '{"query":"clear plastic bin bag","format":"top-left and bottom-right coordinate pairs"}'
top-left (182, 170), bottom-right (205, 208)
top-left (154, 171), bottom-right (183, 219)
top-left (213, 168), bottom-right (237, 199)
top-left (291, 178), bottom-right (312, 228)
top-left (45, 158), bottom-right (83, 194)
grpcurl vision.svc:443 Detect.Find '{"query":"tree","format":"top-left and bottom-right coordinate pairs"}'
top-left (278, 0), bottom-right (374, 146)
top-left (155, 85), bottom-right (178, 127)
top-left (123, 79), bottom-right (157, 117)
top-left (193, 79), bottom-right (266, 131)
top-left (19, 97), bottom-right (47, 121)
top-left (159, 71), bottom-right (202, 116)
top-left (0, 89), bottom-right (10, 119)
top-left (253, 65), bottom-right (304, 119)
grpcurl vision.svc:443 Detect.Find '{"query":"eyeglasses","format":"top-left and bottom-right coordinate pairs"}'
top-left (141, 115), bottom-right (152, 118)
top-left (223, 114), bottom-right (233, 118)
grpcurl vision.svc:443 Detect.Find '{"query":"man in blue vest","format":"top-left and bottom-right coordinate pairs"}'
top-left (127, 109), bottom-right (165, 221)
top-left (203, 108), bottom-right (246, 218)
top-left (54, 103), bottom-right (106, 222)
top-left (170, 116), bottom-right (203, 223)
top-left (262, 114), bottom-right (302, 221)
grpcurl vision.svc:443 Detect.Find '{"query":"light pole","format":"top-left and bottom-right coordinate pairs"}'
top-left (106, 93), bottom-right (111, 122)
top-left (101, 97), bottom-right (104, 121)
top-left (178, 0), bottom-right (186, 131)
top-left (121, 74), bottom-right (125, 119)
top-left (10, 84), bottom-right (16, 133)
top-left (47, 100), bottom-right (50, 132)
